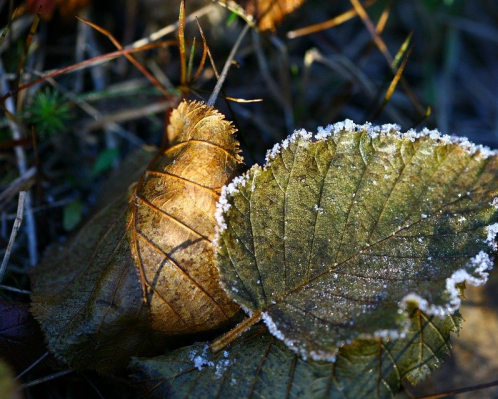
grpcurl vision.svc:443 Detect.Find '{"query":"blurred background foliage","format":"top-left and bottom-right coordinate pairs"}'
top-left (1, 0), bottom-right (498, 397)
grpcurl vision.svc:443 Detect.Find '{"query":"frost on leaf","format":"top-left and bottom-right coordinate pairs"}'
top-left (30, 101), bottom-right (243, 373)
top-left (215, 120), bottom-right (498, 362)
top-left (130, 312), bottom-right (460, 399)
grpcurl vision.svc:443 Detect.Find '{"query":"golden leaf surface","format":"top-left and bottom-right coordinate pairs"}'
top-left (128, 100), bottom-right (243, 335)
top-left (30, 102), bottom-right (243, 373)
top-left (226, 0), bottom-right (306, 31)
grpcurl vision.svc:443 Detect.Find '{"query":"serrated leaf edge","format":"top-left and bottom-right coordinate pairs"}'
top-left (213, 120), bottom-right (498, 362)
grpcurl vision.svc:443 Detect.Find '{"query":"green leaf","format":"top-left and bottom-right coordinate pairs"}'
top-left (215, 121), bottom-right (498, 361)
top-left (129, 311), bottom-right (461, 398)
top-left (63, 198), bottom-right (83, 231)
top-left (90, 148), bottom-right (120, 178)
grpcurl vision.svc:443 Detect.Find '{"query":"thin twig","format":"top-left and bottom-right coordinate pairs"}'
top-left (370, 46), bottom-right (413, 121)
top-left (287, 0), bottom-right (378, 38)
top-left (208, 23), bottom-right (251, 106)
top-left (76, 16), bottom-right (172, 99)
top-left (0, 166), bottom-right (36, 207)
top-left (193, 18), bottom-right (208, 82)
top-left (81, 101), bottom-right (175, 133)
top-left (349, 0), bottom-right (426, 118)
top-left (18, 369), bottom-right (73, 390)
top-left (15, 352), bottom-right (49, 381)
top-left (0, 40), bottom-right (176, 104)
top-left (131, 4), bottom-right (216, 49)
top-left (0, 284), bottom-right (31, 294)
top-left (252, 31), bottom-right (294, 133)
top-left (196, 17), bottom-right (220, 78)
top-left (0, 59), bottom-right (38, 267)
top-left (0, 191), bottom-right (26, 282)
top-left (415, 378), bottom-right (498, 399)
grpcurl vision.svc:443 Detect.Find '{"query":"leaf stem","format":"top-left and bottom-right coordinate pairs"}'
top-left (210, 311), bottom-right (262, 353)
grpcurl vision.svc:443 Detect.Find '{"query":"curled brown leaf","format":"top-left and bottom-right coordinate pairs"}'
top-left (30, 101), bottom-right (243, 373)
top-left (128, 100), bottom-right (243, 335)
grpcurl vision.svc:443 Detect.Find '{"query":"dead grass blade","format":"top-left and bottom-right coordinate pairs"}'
top-left (178, 0), bottom-right (187, 86)
top-left (187, 37), bottom-right (196, 83)
top-left (370, 45), bottom-right (413, 121)
top-left (192, 18), bottom-right (209, 82)
top-left (0, 40), bottom-right (176, 105)
top-left (14, 5), bottom-right (41, 99)
top-left (350, 0), bottom-right (426, 119)
top-left (207, 23), bottom-right (251, 106)
top-left (76, 16), bottom-right (172, 99)
top-left (287, 0), bottom-right (378, 39)
top-left (196, 18), bottom-right (219, 79)
top-left (0, 7), bottom-right (16, 47)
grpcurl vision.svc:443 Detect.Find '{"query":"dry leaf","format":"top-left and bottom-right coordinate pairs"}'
top-left (224, 0), bottom-right (306, 31)
top-left (128, 100), bottom-right (243, 335)
top-left (30, 101), bottom-right (243, 373)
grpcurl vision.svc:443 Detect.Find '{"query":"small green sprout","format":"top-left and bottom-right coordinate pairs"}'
top-left (26, 88), bottom-right (72, 138)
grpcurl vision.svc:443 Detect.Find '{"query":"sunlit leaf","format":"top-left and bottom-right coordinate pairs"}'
top-left (215, 121), bottom-right (498, 361)
top-left (127, 100), bottom-right (242, 335)
top-left (129, 311), bottom-right (460, 398)
top-left (30, 101), bottom-right (243, 373)
top-left (224, 0), bottom-right (307, 31)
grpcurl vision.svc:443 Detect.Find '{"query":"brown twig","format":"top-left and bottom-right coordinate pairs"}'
top-left (0, 7), bottom-right (17, 47)
top-left (131, 4), bottom-right (216, 49)
top-left (210, 311), bottom-right (263, 353)
top-left (0, 40), bottom-right (176, 105)
top-left (178, 0), bottom-right (187, 85)
top-left (287, 0), bottom-right (378, 39)
top-left (196, 17), bottom-right (219, 79)
top-left (76, 16), bottom-right (172, 99)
